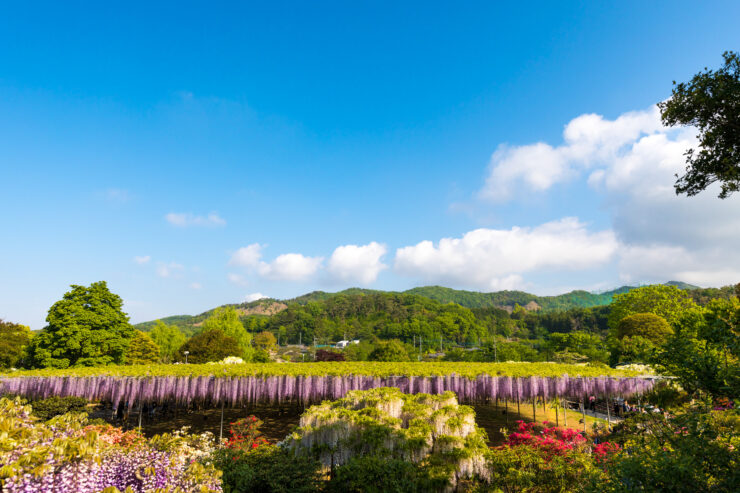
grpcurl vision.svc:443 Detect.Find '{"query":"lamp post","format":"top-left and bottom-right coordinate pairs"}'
top-left (184, 351), bottom-right (189, 364)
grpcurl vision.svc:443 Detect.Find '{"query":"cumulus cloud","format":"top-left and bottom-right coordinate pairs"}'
top-left (244, 292), bottom-right (268, 302)
top-left (165, 212), bottom-right (226, 227)
top-left (229, 244), bottom-right (264, 267)
top-left (133, 255), bottom-right (151, 265)
top-left (477, 105), bottom-right (740, 286)
top-left (230, 244), bottom-right (323, 282)
top-left (327, 242), bottom-right (388, 284)
top-left (156, 262), bottom-right (184, 278)
top-left (189, 282), bottom-right (202, 290)
top-left (258, 253), bottom-right (323, 281)
top-left (394, 218), bottom-right (617, 290)
top-left (479, 107), bottom-right (665, 202)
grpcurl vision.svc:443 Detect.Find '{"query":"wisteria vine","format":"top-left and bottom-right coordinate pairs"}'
top-left (0, 374), bottom-right (655, 409)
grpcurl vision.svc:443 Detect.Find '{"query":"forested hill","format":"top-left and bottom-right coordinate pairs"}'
top-left (404, 286), bottom-right (632, 311)
top-left (133, 282), bottom-right (732, 334)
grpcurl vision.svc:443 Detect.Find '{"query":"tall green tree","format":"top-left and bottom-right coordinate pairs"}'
top-left (149, 320), bottom-right (186, 362)
top-left (608, 285), bottom-right (697, 329)
top-left (28, 281), bottom-right (134, 368)
top-left (0, 320), bottom-right (32, 368)
top-left (200, 307), bottom-right (253, 360)
top-left (659, 51), bottom-right (740, 198)
top-left (125, 330), bottom-right (160, 365)
top-left (616, 313), bottom-right (673, 344)
top-left (178, 329), bottom-right (240, 364)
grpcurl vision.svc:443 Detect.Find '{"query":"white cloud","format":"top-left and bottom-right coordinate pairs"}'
top-left (244, 292), bottom-right (268, 302)
top-left (230, 244), bottom-right (323, 282)
top-left (189, 282), bottom-right (202, 290)
top-left (165, 212), bottom-right (226, 227)
top-left (258, 253), bottom-right (323, 281)
top-left (479, 106), bottom-right (665, 202)
top-left (327, 242), bottom-right (387, 284)
top-left (156, 262), bottom-right (184, 278)
top-left (476, 105), bottom-right (740, 286)
top-left (394, 218), bottom-right (617, 290)
top-left (227, 273), bottom-right (248, 286)
top-left (133, 255), bottom-right (151, 265)
top-left (229, 244), bottom-right (264, 267)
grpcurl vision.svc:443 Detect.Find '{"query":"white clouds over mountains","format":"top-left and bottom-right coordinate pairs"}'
top-left (229, 242), bottom-right (387, 285)
top-left (226, 105), bottom-right (739, 292)
top-left (395, 219), bottom-right (617, 290)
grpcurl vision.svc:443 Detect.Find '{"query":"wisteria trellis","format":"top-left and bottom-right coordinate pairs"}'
top-left (0, 374), bottom-right (655, 409)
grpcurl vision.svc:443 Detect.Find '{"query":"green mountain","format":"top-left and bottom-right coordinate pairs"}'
top-left (134, 281), bottom-right (728, 333)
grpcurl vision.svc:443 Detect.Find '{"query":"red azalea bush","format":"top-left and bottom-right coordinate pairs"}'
top-left (225, 416), bottom-right (270, 451)
top-left (504, 420), bottom-right (588, 456)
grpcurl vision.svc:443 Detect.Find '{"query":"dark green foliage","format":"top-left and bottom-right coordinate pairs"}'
top-left (125, 330), bottom-right (160, 365)
top-left (29, 396), bottom-right (89, 420)
top-left (368, 339), bottom-right (412, 361)
top-left (213, 447), bottom-right (322, 493)
top-left (328, 456), bottom-right (443, 493)
top-left (252, 349), bottom-right (271, 363)
top-left (177, 329), bottom-right (240, 364)
top-left (28, 281), bottom-right (134, 368)
top-left (598, 410), bottom-right (740, 492)
top-left (617, 313), bottom-right (673, 344)
top-left (0, 319), bottom-right (32, 368)
top-left (654, 301), bottom-right (740, 398)
top-left (659, 51), bottom-right (740, 198)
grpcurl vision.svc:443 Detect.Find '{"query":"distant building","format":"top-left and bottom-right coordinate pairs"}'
top-left (335, 340), bottom-right (360, 349)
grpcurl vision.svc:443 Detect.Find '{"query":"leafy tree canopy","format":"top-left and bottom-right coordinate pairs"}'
top-left (0, 320), bottom-right (32, 369)
top-left (200, 307), bottom-right (253, 360)
top-left (178, 329), bottom-right (240, 364)
top-left (148, 320), bottom-right (186, 363)
top-left (659, 51), bottom-right (740, 198)
top-left (253, 331), bottom-right (277, 351)
top-left (125, 330), bottom-right (160, 365)
top-left (616, 313), bottom-right (674, 344)
top-left (368, 339), bottom-right (412, 362)
top-left (28, 281), bottom-right (134, 368)
top-left (608, 285), bottom-right (697, 329)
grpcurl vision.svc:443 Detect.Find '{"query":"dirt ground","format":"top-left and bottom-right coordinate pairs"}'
top-left (94, 400), bottom-right (607, 446)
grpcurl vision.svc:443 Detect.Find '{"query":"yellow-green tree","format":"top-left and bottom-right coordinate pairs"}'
top-left (200, 307), bottom-right (253, 360)
top-left (0, 320), bottom-right (32, 368)
top-left (125, 330), bottom-right (160, 365)
top-left (608, 285), bottom-right (697, 329)
top-left (253, 331), bottom-right (277, 351)
top-left (149, 320), bottom-right (186, 362)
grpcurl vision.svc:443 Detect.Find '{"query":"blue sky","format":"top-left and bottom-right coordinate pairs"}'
top-left (2, 1), bottom-right (740, 328)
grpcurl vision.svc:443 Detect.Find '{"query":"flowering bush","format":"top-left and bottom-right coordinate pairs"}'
top-left (225, 416), bottom-right (270, 451)
top-left (504, 420), bottom-right (588, 457)
top-left (0, 397), bottom-right (221, 492)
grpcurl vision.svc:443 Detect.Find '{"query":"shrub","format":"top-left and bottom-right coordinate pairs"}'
top-left (225, 416), bottom-right (270, 451)
top-left (315, 349), bottom-right (345, 362)
top-left (595, 409), bottom-right (740, 492)
top-left (29, 395), bottom-right (90, 420)
top-left (328, 456), bottom-right (444, 493)
top-left (213, 446), bottom-right (321, 493)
